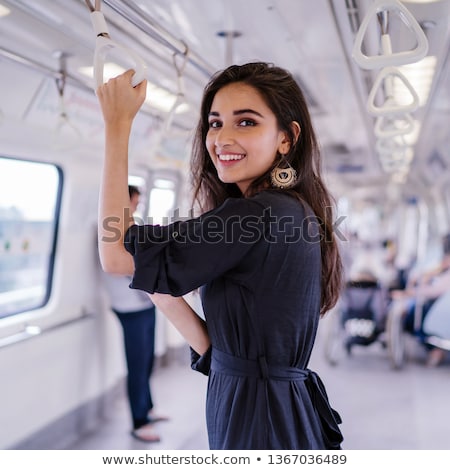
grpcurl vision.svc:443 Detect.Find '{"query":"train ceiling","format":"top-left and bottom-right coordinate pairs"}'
top-left (0, 0), bottom-right (449, 199)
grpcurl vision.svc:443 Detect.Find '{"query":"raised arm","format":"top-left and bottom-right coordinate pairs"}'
top-left (96, 70), bottom-right (147, 275)
top-left (149, 293), bottom-right (210, 356)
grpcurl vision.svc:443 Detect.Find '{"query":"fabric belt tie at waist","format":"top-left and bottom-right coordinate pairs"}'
top-left (211, 348), bottom-right (343, 450)
top-left (211, 348), bottom-right (308, 381)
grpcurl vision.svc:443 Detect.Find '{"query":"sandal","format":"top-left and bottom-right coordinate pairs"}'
top-left (131, 424), bottom-right (161, 443)
top-left (148, 411), bottom-right (170, 423)
top-left (426, 348), bottom-right (446, 367)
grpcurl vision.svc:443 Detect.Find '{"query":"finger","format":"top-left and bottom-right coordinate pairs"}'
top-left (95, 82), bottom-right (106, 97)
top-left (135, 79), bottom-right (147, 91)
top-left (123, 69), bottom-right (136, 81)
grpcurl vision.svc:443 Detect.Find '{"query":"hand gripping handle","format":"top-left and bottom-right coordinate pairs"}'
top-left (93, 37), bottom-right (147, 88)
top-left (90, 11), bottom-right (147, 89)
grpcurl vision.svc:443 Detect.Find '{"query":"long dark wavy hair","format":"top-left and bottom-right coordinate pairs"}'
top-left (190, 62), bottom-right (342, 314)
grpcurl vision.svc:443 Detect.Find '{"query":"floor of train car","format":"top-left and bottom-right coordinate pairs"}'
top-left (67, 317), bottom-right (450, 450)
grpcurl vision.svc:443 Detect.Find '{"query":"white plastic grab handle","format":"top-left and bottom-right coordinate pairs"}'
top-left (90, 12), bottom-right (147, 89)
top-left (93, 36), bottom-right (147, 89)
top-left (374, 112), bottom-right (415, 138)
top-left (380, 158), bottom-right (409, 173)
top-left (379, 149), bottom-right (413, 172)
top-left (352, 0), bottom-right (429, 70)
top-left (367, 67), bottom-right (420, 116)
top-left (376, 135), bottom-right (409, 155)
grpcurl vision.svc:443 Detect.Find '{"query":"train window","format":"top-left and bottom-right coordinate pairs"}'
top-left (148, 177), bottom-right (177, 225)
top-left (128, 175), bottom-right (147, 220)
top-left (0, 157), bottom-right (62, 318)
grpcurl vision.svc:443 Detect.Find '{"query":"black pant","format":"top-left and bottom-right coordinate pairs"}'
top-left (403, 298), bottom-right (436, 347)
top-left (114, 306), bottom-right (156, 429)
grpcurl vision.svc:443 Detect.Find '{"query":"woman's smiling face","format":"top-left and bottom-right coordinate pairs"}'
top-left (206, 82), bottom-right (289, 194)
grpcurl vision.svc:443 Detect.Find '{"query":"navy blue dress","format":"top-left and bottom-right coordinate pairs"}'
top-left (125, 190), bottom-right (343, 450)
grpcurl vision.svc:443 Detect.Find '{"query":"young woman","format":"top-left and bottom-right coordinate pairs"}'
top-left (97, 62), bottom-right (344, 450)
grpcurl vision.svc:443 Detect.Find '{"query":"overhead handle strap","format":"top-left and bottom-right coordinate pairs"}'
top-left (374, 112), bottom-right (415, 138)
top-left (85, 0), bottom-right (147, 89)
top-left (84, 0), bottom-right (102, 12)
top-left (376, 134), bottom-right (409, 155)
top-left (352, 0), bottom-right (428, 70)
top-left (380, 159), bottom-right (409, 173)
top-left (162, 44), bottom-right (190, 133)
top-left (378, 150), bottom-right (413, 173)
top-left (367, 66), bottom-right (420, 116)
top-left (54, 51), bottom-right (82, 142)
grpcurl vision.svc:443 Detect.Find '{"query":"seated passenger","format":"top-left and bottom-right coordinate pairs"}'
top-left (422, 289), bottom-right (450, 367)
top-left (340, 270), bottom-right (389, 353)
top-left (391, 234), bottom-right (450, 366)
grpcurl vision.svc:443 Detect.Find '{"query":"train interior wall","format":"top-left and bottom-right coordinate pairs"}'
top-left (0, 58), bottom-right (187, 449)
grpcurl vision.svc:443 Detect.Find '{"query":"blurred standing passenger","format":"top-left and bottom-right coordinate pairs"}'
top-left (103, 185), bottom-right (168, 443)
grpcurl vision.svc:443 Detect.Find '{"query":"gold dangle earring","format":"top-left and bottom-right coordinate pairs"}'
top-left (270, 154), bottom-right (297, 189)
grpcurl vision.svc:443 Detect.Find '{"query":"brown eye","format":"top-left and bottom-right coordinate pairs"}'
top-left (239, 119), bottom-right (256, 127)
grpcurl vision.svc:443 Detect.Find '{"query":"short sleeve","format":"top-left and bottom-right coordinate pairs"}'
top-left (190, 346), bottom-right (212, 376)
top-left (124, 197), bottom-right (267, 296)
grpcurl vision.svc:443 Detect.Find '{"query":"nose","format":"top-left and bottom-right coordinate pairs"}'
top-left (214, 124), bottom-right (235, 148)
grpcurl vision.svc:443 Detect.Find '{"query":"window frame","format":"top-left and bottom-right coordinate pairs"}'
top-left (0, 155), bottom-right (63, 319)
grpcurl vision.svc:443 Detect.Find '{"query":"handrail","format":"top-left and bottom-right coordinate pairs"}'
top-left (352, 0), bottom-right (428, 70)
top-left (414, 198), bottom-right (429, 331)
top-left (102, 0), bottom-right (216, 77)
top-left (0, 46), bottom-right (91, 91)
top-left (0, 313), bottom-right (94, 350)
top-left (0, 46), bottom-right (164, 122)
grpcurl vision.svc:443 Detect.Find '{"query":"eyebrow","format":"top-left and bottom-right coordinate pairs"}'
top-left (208, 108), bottom-right (264, 118)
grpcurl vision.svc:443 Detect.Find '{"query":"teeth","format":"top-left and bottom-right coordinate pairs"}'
top-left (218, 154), bottom-right (245, 161)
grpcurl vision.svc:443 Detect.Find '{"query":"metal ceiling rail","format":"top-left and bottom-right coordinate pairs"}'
top-left (0, 46), bottom-right (162, 121)
top-left (102, 0), bottom-right (216, 78)
top-left (0, 46), bottom-right (92, 92)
